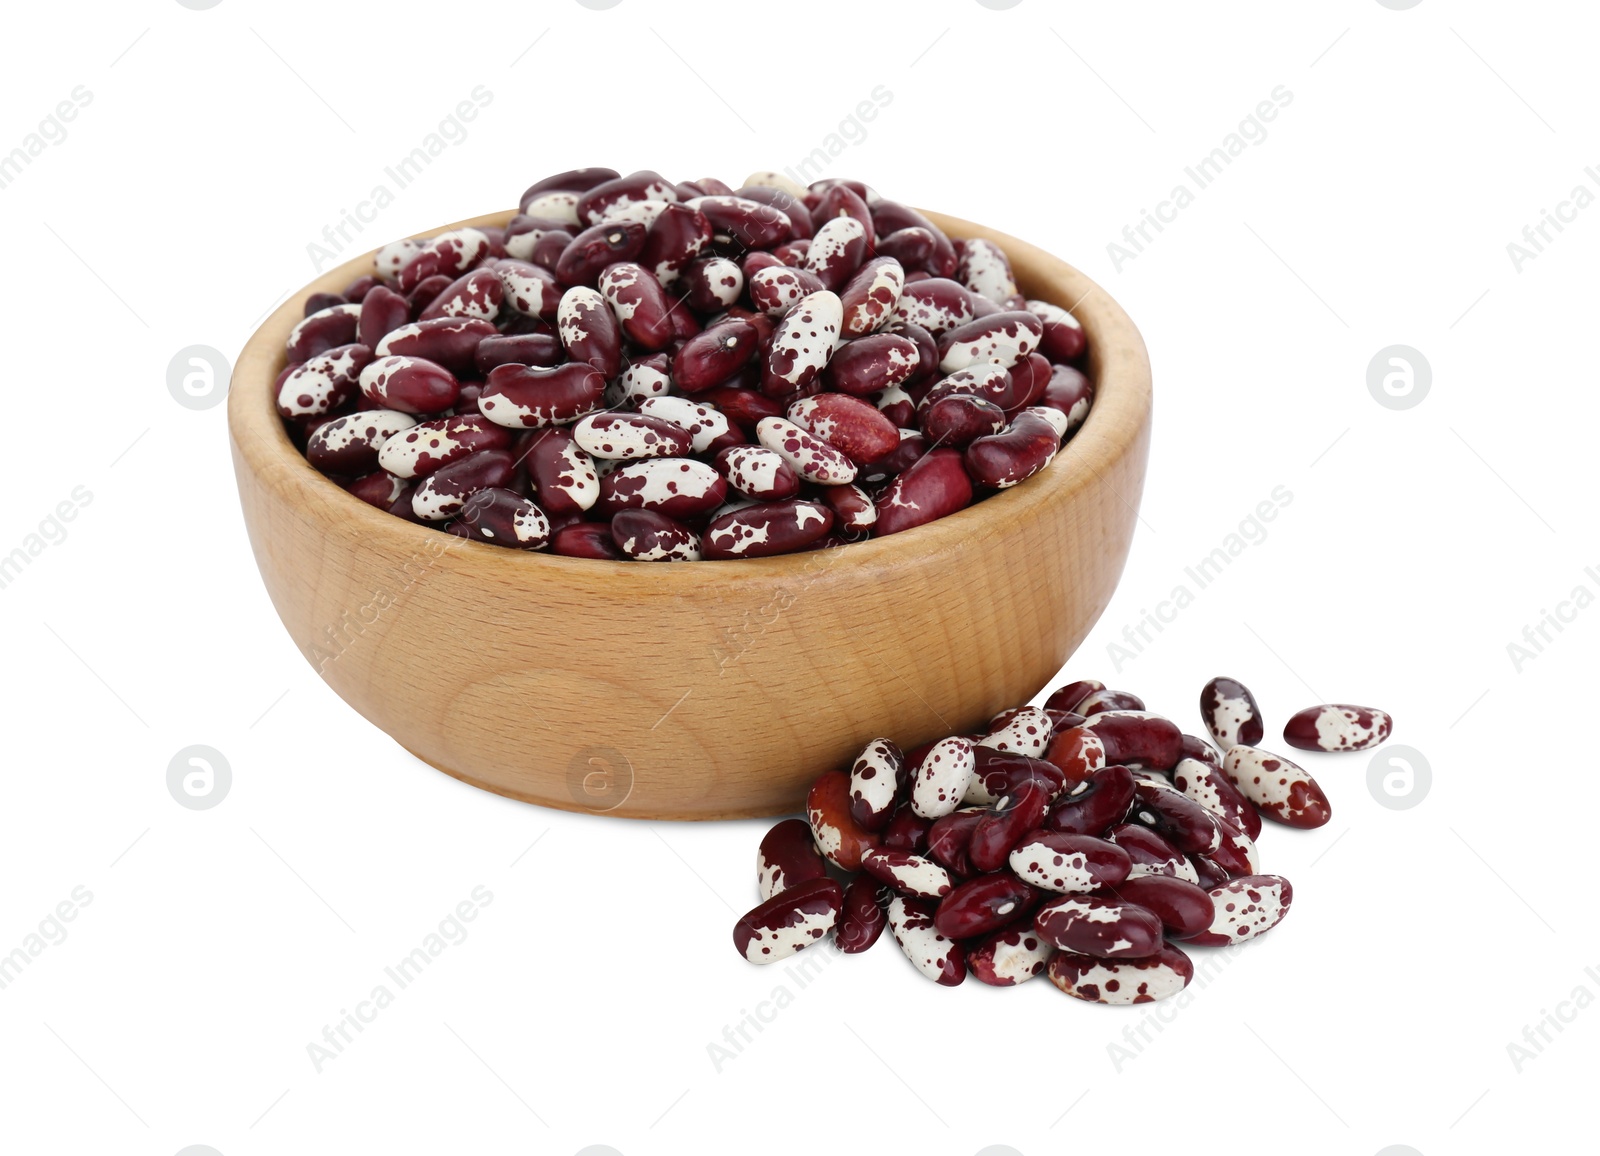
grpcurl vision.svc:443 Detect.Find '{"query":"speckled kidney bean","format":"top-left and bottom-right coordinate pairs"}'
top-left (922, 394), bottom-right (1006, 449)
top-left (874, 448), bottom-right (973, 536)
top-left (1200, 676), bottom-right (1265, 752)
top-left (410, 449), bottom-right (516, 521)
top-left (837, 256), bottom-right (905, 338)
top-left (598, 457), bottom-right (727, 520)
top-left (787, 393), bottom-right (899, 464)
top-left (418, 268), bottom-right (503, 322)
top-left (1108, 822), bottom-right (1200, 883)
top-left (920, 363), bottom-right (1016, 414)
top-left (356, 355), bottom-right (458, 414)
top-left (395, 228), bottom-right (489, 292)
top-left (520, 167), bottom-right (620, 209)
top-left (714, 444), bottom-right (800, 501)
top-left (703, 499), bottom-right (832, 559)
top-left (848, 738), bottom-right (906, 832)
top-left (551, 220), bottom-right (645, 287)
top-left (1008, 831), bottom-right (1131, 894)
top-left (910, 736), bottom-right (976, 820)
top-left (1172, 754), bottom-right (1262, 840)
top-left (1185, 875), bottom-right (1292, 947)
top-left (964, 408), bottom-right (1060, 489)
top-left (1110, 875), bottom-right (1214, 940)
top-left (872, 385), bottom-right (916, 429)
top-left (1045, 680), bottom-right (1105, 713)
top-left (631, 396), bottom-right (733, 454)
top-left (496, 259), bottom-right (563, 321)
top-left (963, 749), bottom-right (1063, 807)
top-left (374, 317), bottom-right (496, 375)
top-left (576, 170), bottom-right (676, 227)
top-left (556, 286), bottom-right (622, 378)
top-left (957, 238), bottom-right (1018, 304)
top-left (1028, 298), bottom-right (1087, 362)
top-left (679, 257), bottom-right (746, 313)
top-left (573, 412), bottom-right (692, 461)
top-left (276, 344), bottom-right (371, 418)
top-left (756, 818), bottom-right (830, 902)
top-left (937, 310), bottom-right (1044, 372)
top-left (287, 302), bottom-right (361, 363)
top-left (736, 183), bottom-right (812, 234)
top-left (346, 471), bottom-right (413, 516)
top-left (609, 508), bottom-right (701, 561)
top-left (819, 483), bottom-right (877, 532)
top-left (550, 520), bottom-right (624, 559)
top-left (874, 226), bottom-right (936, 274)
top-left (1129, 780), bottom-right (1227, 855)
top-left (887, 895), bottom-right (965, 985)
top-left (358, 285), bottom-right (411, 350)
top-left (804, 215), bottom-right (869, 290)
top-left (893, 278), bottom-right (975, 336)
top-left (594, 262), bottom-right (674, 351)
top-left (882, 318), bottom-right (938, 385)
top-left (690, 195), bottom-right (792, 250)
top-left (755, 416), bottom-right (857, 485)
top-left (1223, 746), bottom-right (1333, 829)
top-left (1076, 688), bottom-right (1145, 716)
top-left (1085, 711), bottom-right (1184, 771)
top-left (861, 847), bottom-right (954, 900)
top-left (1041, 364), bottom-right (1093, 433)
top-left (967, 779), bottom-right (1052, 873)
top-left (378, 414), bottom-right (511, 479)
top-left (602, 354), bottom-right (669, 407)
top-left (934, 874), bottom-right (1037, 940)
top-left (858, 429), bottom-right (926, 484)
top-left (807, 770), bottom-right (881, 871)
top-left (1043, 727), bottom-right (1108, 784)
top-left (453, 486), bottom-right (551, 550)
top-left (375, 237), bottom-right (426, 283)
top-left (522, 426), bottom-right (599, 516)
top-left (978, 706), bottom-right (1055, 758)
top-left (479, 362), bottom-right (605, 428)
top-left (1034, 894), bottom-right (1162, 959)
top-left (966, 922), bottom-right (1054, 986)
top-left (732, 877), bottom-right (843, 965)
top-left (835, 876), bottom-right (888, 954)
top-left (1048, 943), bottom-right (1194, 1005)
top-left (748, 264), bottom-right (826, 316)
top-left (637, 201), bottom-right (711, 286)
top-left (306, 409), bottom-right (416, 476)
top-left (1283, 704), bottom-right (1393, 752)
top-left (822, 332), bottom-right (920, 398)
top-left (762, 290), bottom-right (842, 395)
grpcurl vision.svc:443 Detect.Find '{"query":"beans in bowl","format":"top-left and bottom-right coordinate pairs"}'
top-left (279, 168), bottom-right (1094, 561)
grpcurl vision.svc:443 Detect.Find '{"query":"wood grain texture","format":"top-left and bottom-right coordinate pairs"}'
top-left (228, 209), bottom-right (1152, 820)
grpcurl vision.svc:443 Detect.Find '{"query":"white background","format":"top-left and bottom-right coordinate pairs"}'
top-left (1, 1), bottom-right (1594, 1154)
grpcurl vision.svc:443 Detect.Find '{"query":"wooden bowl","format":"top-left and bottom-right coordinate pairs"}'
top-left (229, 209), bottom-right (1151, 820)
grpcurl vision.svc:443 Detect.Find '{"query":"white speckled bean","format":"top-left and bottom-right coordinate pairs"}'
top-left (762, 290), bottom-right (841, 393)
top-left (911, 736), bottom-right (977, 819)
top-left (755, 416), bottom-right (857, 485)
top-left (886, 895), bottom-right (965, 985)
top-left (978, 706), bottom-right (1054, 757)
top-left (957, 238), bottom-right (1018, 304)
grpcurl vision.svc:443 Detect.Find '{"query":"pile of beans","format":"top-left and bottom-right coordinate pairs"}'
top-left (276, 168), bottom-right (1094, 560)
top-left (733, 675), bottom-right (1392, 1003)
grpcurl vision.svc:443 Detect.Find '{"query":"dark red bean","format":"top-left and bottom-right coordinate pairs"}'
top-left (1130, 782), bottom-right (1226, 855)
top-left (835, 877), bottom-right (888, 954)
top-left (411, 449), bottom-right (517, 521)
top-left (375, 317), bottom-right (497, 376)
top-left (731, 877), bottom-right (843, 965)
top-left (734, 185), bottom-right (814, 238)
top-left (1041, 364), bottom-right (1093, 433)
top-left (875, 227), bottom-right (937, 274)
top-left (823, 333), bottom-right (920, 397)
top-left (1045, 680), bottom-right (1104, 713)
top-left (520, 167), bottom-right (621, 208)
top-left (550, 520), bottom-right (625, 559)
top-left (1007, 831), bottom-right (1132, 893)
top-left (609, 508), bottom-right (701, 562)
top-left (475, 332), bottom-right (562, 374)
top-left (305, 291), bottom-right (345, 316)
top-left (554, 220), bottom-right (648, 286)
top-left (702, 499), bottom-right (833, 559)
top-left (672, 319), bottom-right (759, 393)
top-left (788, 392), bottom-right (899, 464)
top-left (1085, 711), bottom-right (1185, 771)
top-left (925, 809), bottom-right (982, 877)
top-left (307, 409), bottom-right (417, 476)
top-left (358, 285), bottom-right (411, 350)
top-left (1107, 823), bottom-right (1196, 882)
top-left (357, 355), bottom-right (458, 414)
top-left (1077, 689), bottom-right (1146, 715)
top-left (453, 486), bottom-right (550, 549)
top-left (934, 873), bottom-right (1038, 940)
top-left (859, 430), bottom-right (927, 484)
top-left (704, 386), bottom-right (783, 434)
top-left (639, 201), bottom-right (713, 286)
top-left (1044, 765), bottom-right (1137, 836)
top-left (874, 448), bottom-right (972, 536)
top-left (923, 394), bottom-right (1006, 448)
top-left (693, 195), bottom-right (793, 250)
top-left (287, 303), bottom-right (361, 362)
top-left (756, 818), bottom-right (830, 901)
top-left (870, 200), bottom-right (957, 277)
top-left (1112, 875), bottom-right (1214, 940)
top-left (596, 262), bottom-right (675, 352)
top-left (964, 408), bottom-right (1061, 489)
top-left (968, 779), bottom-right (1053, 873)
top-left (1034, 894), bottom-right (1162, 958)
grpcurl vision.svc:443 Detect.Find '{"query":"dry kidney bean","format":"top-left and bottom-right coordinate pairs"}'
top-left (1223, 746), bottom-right (1333, 829)
top-left (1034, 894), bottom-right (1163, 959)
top-left (1048, 944), bottom-right (1194, 1005)
top-left (1111, 875), bottom-right (1214, 940)
top-left (715, 444), bottom-right (800, 500)
top-left (787, 393), bottom-right (899, 464)
top-left (609, 509), bottom-right (700, 561)
top-left (1043, 727), bottom-right (1108, 784)
top-left (1009, 832), bottom-right (1131, 894)
top-left (480, 363), bottom-right (606, 428)
top-left (887, 896), bottom-right (966, 986)
top-left (1108, 823), bottom-right (1200, 884)
top-left (1085, 711), bottom-right (1184, 771)
top-left (307, 409), bottom-right (416, 476)
top-left (454, 486), bottom-right (551, 550)
top-left (848, 738), bottom-right (906, 831)
top-left (807, 770), bottom-right (881, 871)
top-left (964, 408), bottom-right (1060, 489)
top-left (412, 449), bottom-right (516, 521)
top-left (378, 414), bottom-right (510, 479)
top-left (1172, 753), bottom-right (1262, 840)
top-left (1078, 688), bottom-right (1145, 716)
top-left (1046, 680), bottom-right (1105, 713)
top-left (967, 922), bottom-right (1054, 986)
top-left (881, 805), bottom-right (933, 852)
top-left (703, 499), bottom-right (833, 559)
top-left (861, 847), bottom-right (954, 899)
top-left (522, 427), bottom-right (599, 516)
top-left (968, 779), bottom-right (1052, 873)
top-left (1200, 676), bottom-right (1265, 752)
top-left (598, 458), bottom-right (726, 520)
top-left (835, 876), bottom-right (888, 954)
top-left (979, 706), bottom-right (1055, 757)
top-left (732, 877), bottom-right (843, 965)
top-left (1044, 764), bottom-right (1136, 835)
top-left (934, 874), bottom-right (1037, 940)
top-left (573, 412), bottom-right (692, 460)
top-left (925, 808), bottom-right (983, 876)
top-left (874, 448), bottom-right (972, 535)
top-left (288, 168), bottom-right (1096, 557)
top-left (756, 818), bottom-right (830, 902)
top-left (1185, 875), bottom-right (1292, 947)
top-left (346, 470), bottom-right (409, 510)
top-left (550, 520), bottom-right (624, 559)
top-left (1129, 780), bottom-right (1227, 855)
top-left (1283, 704), bottom-right (1393, 752)
top-left (910, 736), bottom-right (976, 819)
top-left (964, 748), bottom-right (1063, 806)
